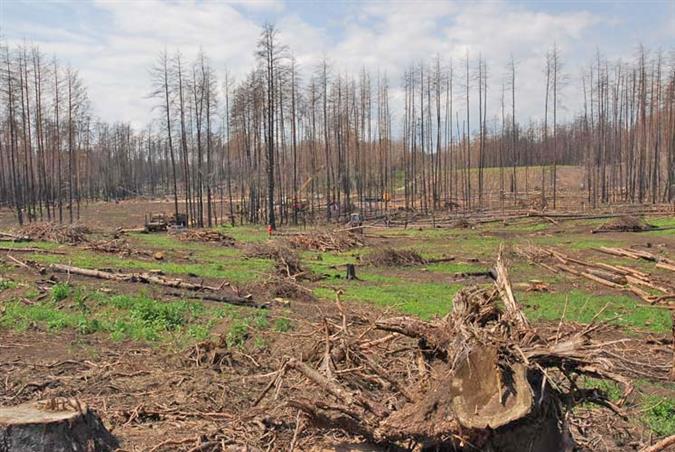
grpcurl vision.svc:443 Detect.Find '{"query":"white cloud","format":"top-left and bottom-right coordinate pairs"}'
top-left (5, 0), bottom-right (666, 133)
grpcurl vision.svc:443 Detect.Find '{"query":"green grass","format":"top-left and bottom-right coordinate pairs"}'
top-left (0, 240), bottom-right (62, 251)
top-left (580, 377), bottom-right (623, 401)
top-left (0, 291), bottom-right (241, 344)
top-left (0, 279), bottom-right (17, 291)
top-left (51, 283), bottom-right (71, 302)
top-left (646, 216), bottom-right (675, 229)
top-left (129, 232), bottom-right (240, 258)
top-left (532, 234), bottom-right (619, 250)
top-left (219, 225), bottom-right (270, 243)
top-left (520, 290), bottom-right (672, 333)
top-left (273, 317), bottom-right (292, 332)
top-left (425, 261), bottom-right (487, 274)
top-left (315, 281), bottom-right (462, 320)
top-left (641, 395), bottom-right (675, 436)
top-left (28, 250), bottom-right (271, 284)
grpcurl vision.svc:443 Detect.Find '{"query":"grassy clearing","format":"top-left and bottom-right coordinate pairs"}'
top-left (129, 232), bottom-right (241, 259)
top-left (27, 250), bottom-right (271, 284)
top-left (0, 240), bottom-right (62, 251)
top-left (646, 216), bottom-right (675, 229)
top-left (425, 261), bottom-right (487, 274)
top-left (315, 280), bottom-right (461, 320)
top-left (519, 289), bottom-right (671, 333)
top-left (219, 225), bottom-right (270, 243)
top-left (0, 288), bottom-right (276, 347)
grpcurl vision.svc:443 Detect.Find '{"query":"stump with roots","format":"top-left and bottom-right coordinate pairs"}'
top-left (0, 399), bottom-right (117, 452)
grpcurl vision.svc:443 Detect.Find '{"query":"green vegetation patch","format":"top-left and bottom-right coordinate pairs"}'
top-left (315, 280), bottom-right (462, 320)
top-left (0, 291), bottom-right (233, 344)
top-left (28, 249), bottom-right (271, 284)
top-left (641, 395), bottom-right (675, 437)
top-left (520, 289), bottom-right (671, 333)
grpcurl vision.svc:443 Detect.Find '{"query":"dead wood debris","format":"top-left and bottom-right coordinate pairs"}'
top-left (592, 215), bottom-right (656, 233)
top-left (84, 238), bottom-right (157, 259)
top-left (286, 231), bottom-right (365, 252)
top-left (361, 248), bottom-right (427, 266)
top-left (259, 275), bottom-right (317, 302)
top-left (245, 242), bottom-right (308, 279)
top-left (516, 244), bottom-right (675, 307)
top-left (256, 248), bottom-right (634, 450)
top-left (0, 231), bottom-right (31, 242)
top-left (184, 335), bottom-right (233, 370)
top-left (171, 229), bottom-right (236, 245)
top-left (15, 222), bottom-right (92, 244)
top-left (4, 256), bottom-right (260, 308)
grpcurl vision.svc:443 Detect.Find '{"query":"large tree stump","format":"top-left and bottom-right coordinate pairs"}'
top-left (0, 399), bottom-right (117, 452)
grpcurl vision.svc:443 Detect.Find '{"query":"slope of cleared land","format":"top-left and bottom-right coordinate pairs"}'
top-left (0, 208), bottom-right (673, 450)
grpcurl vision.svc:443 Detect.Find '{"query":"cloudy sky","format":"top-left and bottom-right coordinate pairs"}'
top-left (2, 0), bottom-right (673, 131)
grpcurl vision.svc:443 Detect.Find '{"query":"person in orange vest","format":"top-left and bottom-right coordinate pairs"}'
top-left (267, 224), bottom-right (273, 237)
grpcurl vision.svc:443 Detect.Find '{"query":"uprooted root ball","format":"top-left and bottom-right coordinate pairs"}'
top-left (255, 250), bottom-right (632, 451)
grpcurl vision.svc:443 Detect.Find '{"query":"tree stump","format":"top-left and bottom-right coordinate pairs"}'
top-left (0, 399), bottom-right (117, 451)
top-left (346, 264), bottom-right (357, 280)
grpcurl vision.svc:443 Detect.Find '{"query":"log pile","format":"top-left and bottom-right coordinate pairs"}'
top-left (516, 245), bottom-right (675, 306)
top-left (257, 250), bottom-right (631, 450)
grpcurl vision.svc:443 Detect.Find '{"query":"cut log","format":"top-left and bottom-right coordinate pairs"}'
top-left (640, 434), bottom-right (675, 452)
top-left (41, 263), bottom-right (259, 308)
top-left (0, 399), bottom-right (117, 451)
top-left (657, 262), bottom-right (675, 273)
top-left (0, 246), bottom-right (65, 254)
top-left (48, 263), bottom-right (222, 291)
top-left (0, 231), bottom-right (31, 242)
top-left (165, 290), bottom-right (268, 309)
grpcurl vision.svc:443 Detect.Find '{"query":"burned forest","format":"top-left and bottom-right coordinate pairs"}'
top-left (0, 3), bottom-right (674, 452)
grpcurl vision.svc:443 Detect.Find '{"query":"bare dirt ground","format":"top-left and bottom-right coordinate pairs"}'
top-left (0, 203), bottom-right (674, 451)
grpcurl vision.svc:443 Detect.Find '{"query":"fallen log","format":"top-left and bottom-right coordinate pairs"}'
top-left (640, 434), bottom-right (675, 452)
top-left (0, 231), bottom-right (31, 242)
top-left (39, 263), bottom-right (259, 307)
top-left (47, 263), bottom-right (221, 291)
top-left (165, 290), bottom-right (268, 309)
top-left (657, 262), bottom-right (675, 273)
top-left (0, 246), bottom-right (65, 254)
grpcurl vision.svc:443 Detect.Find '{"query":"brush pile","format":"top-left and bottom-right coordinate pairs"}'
top-left (592, 215), bottom-right (655, 233)
top-left (451, 217), bottom-right (474, 229)
top-left (245, 241), bottom-right (307, 279)
top-left (362, 247), bottom-right (427, 266)
top-left (17, 222), bottom-right (91, 244)
top-left (286, 231), bottom-right (365, 252)
top-left (172, 229), bottom-right (236, 245)
top-left (84, 238), bottom-right (154, 258)
top-left (258, 250), bottom-right (631, 450)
